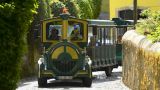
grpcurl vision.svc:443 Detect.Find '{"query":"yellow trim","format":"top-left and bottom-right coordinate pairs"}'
top-left (62, 20), bottom-right (68, 39)
top-left (42, 71), bottom-right (53, 75)
top-left (68, 19), bottom-right (88, 42)
top-left (42, 18), bottom-right (88, 43)
top-left (42, 19), bottom-right (62, 43)
top-left (76, 70), bottom-right (88, 75)
top-left (52, 46), bottom-right (64, 59)
top-left (66, 46), bottom-right (78, 60)
top-left (41, 70), bottom-right (55, 77)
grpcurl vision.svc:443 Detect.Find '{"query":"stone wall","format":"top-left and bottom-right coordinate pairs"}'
top-left (122, 30), bottom-right (160, 90)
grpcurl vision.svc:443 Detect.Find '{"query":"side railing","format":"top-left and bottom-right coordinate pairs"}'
top-left (87, 25), bottom-right (134, 69)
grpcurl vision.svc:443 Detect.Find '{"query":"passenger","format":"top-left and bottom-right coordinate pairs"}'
top-left (88, 36), bottom-right (100, 47)
top-left (117, 35), bottom-right (122, 44)
top-left (70, 25), bottom-right (81, 40)
top-left (88, 37), bottom-right (96, 47)
top-left (49, 27), bottom-right (60, 40)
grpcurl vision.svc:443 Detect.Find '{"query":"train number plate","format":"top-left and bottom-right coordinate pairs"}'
top-left (58, 76), bottom-right (73, 80)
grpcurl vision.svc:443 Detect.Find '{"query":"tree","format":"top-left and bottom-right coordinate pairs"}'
top-left (51, 0), bottom-right (102, 19)
top-left (23, 0), bottom-right (52, 77)
top-left (0, 0), bottom-right (38, 89)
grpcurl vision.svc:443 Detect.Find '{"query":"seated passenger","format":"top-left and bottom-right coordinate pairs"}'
top-left (70, 25), bottom-right (82, 40)
top-left (88, 36), bottom-right (100, 47)
top-left (117, 35), bottom-right (122, 44)
top-left (49, 27), bottom-right (60, 40)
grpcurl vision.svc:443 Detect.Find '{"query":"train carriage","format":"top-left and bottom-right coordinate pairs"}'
top-left (37, 13), bottom-right (133, 87)
top-left (87, 20), bottom-right (117, 76)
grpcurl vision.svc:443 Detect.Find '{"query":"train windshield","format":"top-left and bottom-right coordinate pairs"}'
top-left (68, 21), bottom-right (84, 41)
top-left (46, 20), bottom-right (62, 40)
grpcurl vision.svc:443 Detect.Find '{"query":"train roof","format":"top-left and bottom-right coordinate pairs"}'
top-left (87, 19), bottom-right (115, 25)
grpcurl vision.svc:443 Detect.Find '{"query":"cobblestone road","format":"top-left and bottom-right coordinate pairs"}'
top-left (17, 67), bottom-right (130, 90)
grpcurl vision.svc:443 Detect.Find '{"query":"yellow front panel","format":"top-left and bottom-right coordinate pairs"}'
top-left (52, 46), bottom-right (64, 59)
top-left (66, 46), bottom-right (78, 60)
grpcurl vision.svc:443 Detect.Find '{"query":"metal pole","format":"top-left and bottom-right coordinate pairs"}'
top-left (133, 0), bottom-right (137, 25)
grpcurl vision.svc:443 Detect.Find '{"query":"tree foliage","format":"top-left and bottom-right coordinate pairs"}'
top-left (76, 0), bottom-right (93, 19)
top-left (51, 0), bottom-right (102, 19)
top-left (136, 9), bottom-right (160, 42)
top-left (89, 0), bottom-right (102, 18)
top-left (21, 0), bottom-right (53, 77)
top-left (52, 1), bottom-right (65, 17)
top-left (38, 0), bottom-right (52, 19)
top-left (65, 0), bottom-right (80, 18)
top-left (0, 0), bottom-right (38, 89)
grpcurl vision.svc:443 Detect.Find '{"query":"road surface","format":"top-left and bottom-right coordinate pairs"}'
top-left (17, 67), bottom-right (130, 90)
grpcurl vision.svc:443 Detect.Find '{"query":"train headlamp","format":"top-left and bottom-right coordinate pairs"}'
top-left (38, 57), bottom-right (44, 65)
top-left (85, 56), bottom-right (92, 65)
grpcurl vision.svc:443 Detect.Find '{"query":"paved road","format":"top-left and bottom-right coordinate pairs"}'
top-left (17, 67), bottom-right (130, 90)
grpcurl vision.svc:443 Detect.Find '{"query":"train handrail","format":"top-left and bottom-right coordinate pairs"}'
top-left (88, 24), bottom-right (134, 28)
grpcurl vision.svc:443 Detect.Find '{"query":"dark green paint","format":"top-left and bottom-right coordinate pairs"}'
top-left (116, 44), bottom-right (122, 65)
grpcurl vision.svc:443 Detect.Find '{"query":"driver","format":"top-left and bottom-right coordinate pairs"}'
top-left (49, 27), bottom-right (60, 40)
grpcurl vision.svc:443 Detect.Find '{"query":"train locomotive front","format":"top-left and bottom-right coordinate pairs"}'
top-left (38, 14), bottom-right (92, 87)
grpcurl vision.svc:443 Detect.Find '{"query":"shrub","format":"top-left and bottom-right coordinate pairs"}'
top-left (136, 9), bottom-right (160, 42)
top-left (0, 0), bottom-right (38, 89)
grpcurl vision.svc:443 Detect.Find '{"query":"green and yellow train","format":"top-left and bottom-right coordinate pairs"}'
top-left (38, 13), bottom-right (132, 87)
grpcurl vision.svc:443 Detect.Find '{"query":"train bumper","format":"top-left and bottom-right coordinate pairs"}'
top-left (40, 69), bottom-right (90, 80)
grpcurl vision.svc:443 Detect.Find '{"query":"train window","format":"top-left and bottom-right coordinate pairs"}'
top-left (46, 21), bottom-right (62, 40)
top-left (68, 21), bottom-right (84, 41)
top-left (87, 27), bottom-right (115, 47)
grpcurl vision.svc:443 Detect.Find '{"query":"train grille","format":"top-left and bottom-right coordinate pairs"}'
top-left (53, 60), bottom-right (77, 75)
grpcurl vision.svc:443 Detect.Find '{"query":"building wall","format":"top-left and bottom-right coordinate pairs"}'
top-left (110, 0), bottom-right (160, 19)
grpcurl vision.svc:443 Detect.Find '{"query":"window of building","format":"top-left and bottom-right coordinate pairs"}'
top-left (118, 9), bottom-right (144, 20)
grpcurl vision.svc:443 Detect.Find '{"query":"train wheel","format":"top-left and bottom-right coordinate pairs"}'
top-left (105, 66), bottom-right (113, 77)
top-left (38, 77), bottom-right (47, 87)
top-left (82, 77), bottom-right (92, 87)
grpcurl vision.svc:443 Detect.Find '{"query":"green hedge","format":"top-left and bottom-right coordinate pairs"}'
top-left (0, 1), bottom-right (38, 90)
